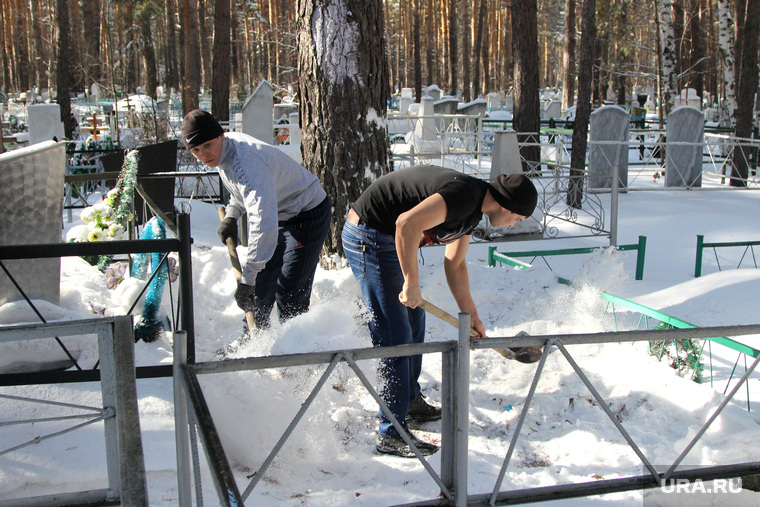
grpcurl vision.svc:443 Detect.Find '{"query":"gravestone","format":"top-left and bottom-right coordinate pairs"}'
top-left (589, 105), bottom-right (629, 189)
top-left (399, 88), bottom-right (414, 114)
top-left (242, 80), bottom-right (274, 144)
top-left (673, 88), bottom-right (701, 109)
top-left (274, 102), bottom-right (298, 122)
top-left (422, 85), bottom-right (441, 101)
top-left (490, 130), bottom-right (522, 179)
top-left (433, 96), bottom-right (459, 115)
top-left (287, 112), bottom-right (301, 145)
top-left (0, 141), bottom-right (65, 306)
top-left (412, 96), bottom-right (441, 155)
top-left (27, 104), bottom-right (65, 145)
top-left (503, 95), bottom-right (514, 110)
top-left (458, 98), bottom-right (487, 117)
top-left (543, 100), bottom-right (561, 120)
top-left (665, 106), bottom-right (704, 188)
top-left (91, 83), bottom-right (101, 103)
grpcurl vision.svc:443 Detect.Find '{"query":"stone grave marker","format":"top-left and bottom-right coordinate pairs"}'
top-left (412, 96), bottom-right (441, 156)
top-left (490, 129), bottom-right (522, 179)
top-left (399, 88), bottom-right (414, 114)
top-left (28, 104), bottom-right (65, 145)
top-left (589, 105), bottom-right (629, 189)
top-left (242, 80), bottom-right (274, 143)
top-left (666, 106), bottom-right (704, 188)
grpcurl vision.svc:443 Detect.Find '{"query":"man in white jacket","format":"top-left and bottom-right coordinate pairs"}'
top-left (181, 109), bottom-right (331, 329)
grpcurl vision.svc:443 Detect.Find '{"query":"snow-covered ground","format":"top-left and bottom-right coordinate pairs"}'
top-left (2, 176), bottom-right (760, 506)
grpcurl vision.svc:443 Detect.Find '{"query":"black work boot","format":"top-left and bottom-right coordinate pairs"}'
top-left (376, 431), bottom-right (439, 458)
top-left (406, 394), bottom-right (442, 423)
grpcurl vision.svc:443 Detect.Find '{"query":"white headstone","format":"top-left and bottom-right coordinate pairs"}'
top-left (666, 106), bottom-right (704, 188)
top-left (422, 85), bottom-right (441, 101)
top-left (241, 80), bottom-right (274, 144)
top-left (589, 105), bottom-right (629, 189)
top-left (543, 100), bottom-right (561, 120)
top-left (27, 104), bottom-right (65, 145)
top-left (399, 88), bottom-right (414, 114)
top-left (490, 129), bottom-right (522, 179)
top-left (412, 96), bottom-right (441, 155)
top-left (91, 83), bottom-right (101, 102)
top-left (288, 112), bottom-right (301, 145)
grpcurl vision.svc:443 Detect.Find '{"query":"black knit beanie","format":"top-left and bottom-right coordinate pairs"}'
top-left (181, 109), bottom-right (224, 149)
top-left (488, 173), bottom-right (538, 217)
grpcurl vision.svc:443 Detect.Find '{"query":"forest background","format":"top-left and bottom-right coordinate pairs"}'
top-left (1, 0), bottom-right (758, 254)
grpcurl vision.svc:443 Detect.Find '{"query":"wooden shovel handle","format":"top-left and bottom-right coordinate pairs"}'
top-left (218, 207), bottom-right (257, 331)
top-left (418, 298), bottom-right (515, 360)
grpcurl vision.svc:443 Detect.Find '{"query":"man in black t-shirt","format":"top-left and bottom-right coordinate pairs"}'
top-left (341, 165), bottom-right (538, 458)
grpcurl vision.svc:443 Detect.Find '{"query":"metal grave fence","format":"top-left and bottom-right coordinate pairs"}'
top-left (173, 316), bottom-right (760, 506)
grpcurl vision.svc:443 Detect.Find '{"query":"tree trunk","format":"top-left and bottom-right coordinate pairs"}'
top-left (567, 0), bottom-right (595, 208)
top-left (512, 0), bottom-right (541, 173)
top-left (731, 0), bottom-right (760, 187)
top-left (461, 0), bottom-right (471, 102)
top-left (29, 0), bottom-right (47, 92)
top-left (182, 0), bottom-right (201, 113)
top-left (717, 0), bottom-right (735, 127)
top-left (198, 0), bottom-right (212, 91)
top-left (472, 0), bottom-right (487, 99)
top-left (0, 0), bottom-right (8, 90)
top-left (82, 0), bottom-right (101, 85)
top-left (296, 0), bottom-right (391, 256)
top-left (659, 0), bottom-right (679, 117)
top-left (56, 0), bottom-right (73, 139)
top-left (561, 0), bottom-right (576, 110)
top-left (688, 0), bottom-right (705, 99)
top-left (137, 7), bottom-right (158, 100)
top-left (447, 0), bottom-right (457, 96)
top-left (165, 0), bottom-right (180, 91)
top-left (425, 0), bottom-right (435, 87)
top-left (412, 0), bottom-right (422, 102)
top-left (211, 0), bottom-right (231, 121)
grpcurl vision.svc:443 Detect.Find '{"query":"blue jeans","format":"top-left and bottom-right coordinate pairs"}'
top-left (253, 197), bottom-right (331, 328)
top-left (342, 220), bottom-right (425, 438)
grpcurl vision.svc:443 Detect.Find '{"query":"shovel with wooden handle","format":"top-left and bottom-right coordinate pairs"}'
top-left (218, 207), bottom-right (257, 332)
top-left (418, 299), bottom-right (541, 363)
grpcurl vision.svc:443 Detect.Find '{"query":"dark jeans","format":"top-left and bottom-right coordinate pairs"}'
top-left (341, 220), bottom-right (425, 438)
top-left (252, 196), bottom-right (331, 328)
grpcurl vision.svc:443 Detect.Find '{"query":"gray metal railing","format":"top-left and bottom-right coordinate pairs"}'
top-left (174, 316), bottom-right (760, 506)
top-left (0, 316), bottom-right (147, 506)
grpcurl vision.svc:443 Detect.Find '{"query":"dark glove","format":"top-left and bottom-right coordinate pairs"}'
top-left (234, 282), bottom-right (255, 312)
top-left (217, 217), bottom-right (238, 245)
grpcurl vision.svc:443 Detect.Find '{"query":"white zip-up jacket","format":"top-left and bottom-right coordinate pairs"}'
top-left (216, 132), bottom-right (326, 285)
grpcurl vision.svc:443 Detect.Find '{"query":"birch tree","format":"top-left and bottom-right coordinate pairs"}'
top-left (659, 0), bottom-right (679, 116)
top-left (297, 0), bottom-right (391, 255)
top-left (716, 0), bottom-right (736, 127)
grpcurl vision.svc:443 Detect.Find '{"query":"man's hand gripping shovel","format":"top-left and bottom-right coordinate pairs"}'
top-left (418, 299), bottom-right (542, 364)
top-left (218, 207), bottom-right (257, 335)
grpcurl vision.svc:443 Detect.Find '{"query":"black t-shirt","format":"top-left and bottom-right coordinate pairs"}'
top-left (352, 165), bottom-right (487, 245)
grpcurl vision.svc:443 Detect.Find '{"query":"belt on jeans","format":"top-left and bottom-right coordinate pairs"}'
top-left (346, 208), bottom-right (361, 226)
